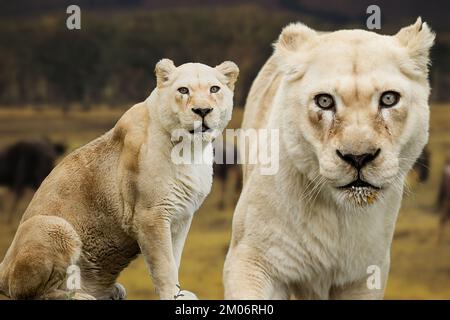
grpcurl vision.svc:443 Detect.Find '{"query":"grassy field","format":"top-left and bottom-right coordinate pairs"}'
top-left (0, 105), bottom-right (450, 299)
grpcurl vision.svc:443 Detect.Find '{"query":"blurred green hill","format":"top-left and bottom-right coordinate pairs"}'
top-left (0, 1), bottom-right (449, 109)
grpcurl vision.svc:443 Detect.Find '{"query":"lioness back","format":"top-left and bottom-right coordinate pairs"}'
top-left (16, 103), bottom-right (151, 288)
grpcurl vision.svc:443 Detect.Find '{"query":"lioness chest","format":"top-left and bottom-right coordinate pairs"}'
top-left (138, 139), bottom-right (213, 219)
top-left (262, 199), bottom-right (391, 296)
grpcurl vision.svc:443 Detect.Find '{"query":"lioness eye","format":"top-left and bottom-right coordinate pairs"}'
top-left (380, 91), bottom-right (400, 108)
top-left (178, 87), bottom-right (189, 95)
top-left (314, 94), bottom-right (335, 110)
top-left (210, 86), bottom-right (220, 93)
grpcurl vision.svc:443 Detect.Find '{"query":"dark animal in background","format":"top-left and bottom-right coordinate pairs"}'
top-left (213, 142), bottom-right (241, 210)
top-left (413, 147), bottom-right (430, 183)
top-left (0, 138), bottom-right (66, 222)
top-left (437, 159), bottom-right (450, 242)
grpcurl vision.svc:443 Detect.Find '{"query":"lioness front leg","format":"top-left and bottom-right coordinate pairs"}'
top-left (171, 215), bottom-right (193, 269)
top-left (224, 245), bottom-right (285, 299)
top-left (169, 215), bottom-right (198, 300)
top-left (330, 277), bottom-right (385, 300)
top-left (134, 209), bottom-right (179, 300)
top-left (330, 260), bottom-right (389, 300)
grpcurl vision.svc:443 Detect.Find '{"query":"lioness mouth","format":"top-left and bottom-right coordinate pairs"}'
top-left (339, 178), bottom-right (380, 190)
top-left (339, 178), bottom-right (380, 205)
top-left (189, 123), bottom-right (210, 134)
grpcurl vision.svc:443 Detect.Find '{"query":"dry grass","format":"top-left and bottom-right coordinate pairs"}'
top-left (0, 105), bottom-right (450, 299)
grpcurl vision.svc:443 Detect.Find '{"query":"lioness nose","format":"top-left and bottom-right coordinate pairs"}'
top-left (192, 107), bottom-right (213, 118)
top-left (336, 149), bottom-right (381, 170)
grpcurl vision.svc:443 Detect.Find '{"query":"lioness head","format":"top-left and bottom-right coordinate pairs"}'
top-left (154, 59), bottom-right (239, 142)
top-left (275, 18), bottom-right (434, 207)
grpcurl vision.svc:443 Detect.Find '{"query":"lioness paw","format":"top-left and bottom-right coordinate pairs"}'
top-left (175, 290), bottom-right (198, 300)
top-left (111, 283), bottom-right (127, 300)
top-left (69, 292), bottom-right (96, 300)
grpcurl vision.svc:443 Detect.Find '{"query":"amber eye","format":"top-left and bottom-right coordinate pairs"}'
top-left (178, 87), bottom-right (189, 95)
top-left (314, 94), bottom-right (335, 110)
top-left (210, 86), bottom-right (220, 93)
top-left (380, 91), bottom-right (400, 108)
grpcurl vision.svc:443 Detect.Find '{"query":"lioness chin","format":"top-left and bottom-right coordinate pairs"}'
top-left (224, 19), bottom-right (434, 299)
top-left (0, 59), bottom-right (239, 300)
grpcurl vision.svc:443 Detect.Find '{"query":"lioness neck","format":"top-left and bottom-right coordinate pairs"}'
top-left (145, 90), bottom-right (173, 144)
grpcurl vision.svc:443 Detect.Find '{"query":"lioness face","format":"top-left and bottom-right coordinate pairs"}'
top-left (155, 59), bottom-right (239, 142)
top-left (278, 19), bottom-right (434, 207)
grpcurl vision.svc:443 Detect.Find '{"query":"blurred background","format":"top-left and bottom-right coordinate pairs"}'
top-left (0, 0), bottom-right (450, 299)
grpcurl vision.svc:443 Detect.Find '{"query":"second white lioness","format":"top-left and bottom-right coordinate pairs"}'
top-left (224, 19), bottom-right (434, 299)
top-left (0, 59), bottom-right (239, 300)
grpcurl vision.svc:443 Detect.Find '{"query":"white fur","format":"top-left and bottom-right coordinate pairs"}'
top-left (224, 19), bottom-right (434, 300)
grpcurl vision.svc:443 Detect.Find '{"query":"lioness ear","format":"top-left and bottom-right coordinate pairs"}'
top-left (215, 61), bottom-right (239, 90)
top-left (274, 22), bottom-right (317, 53)
top-left (395, 17), bottom-right (435, 75)
top-left (155, 58), bottom-right (176, 88)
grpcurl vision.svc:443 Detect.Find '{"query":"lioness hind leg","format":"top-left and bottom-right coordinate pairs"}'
top-left (3, 215), bottom-right (82, 300)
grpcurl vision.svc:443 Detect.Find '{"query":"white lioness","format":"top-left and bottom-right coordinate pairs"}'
top-left (0, 59), bottom-right (239, 300)
top-left (224, 19), bottom-right (434, 299)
